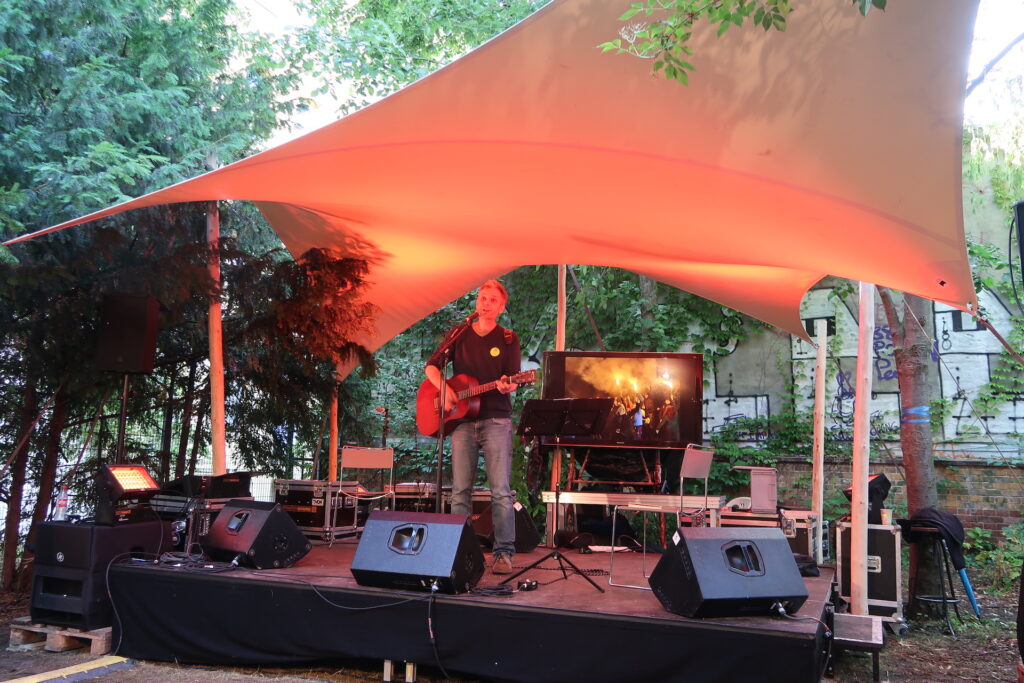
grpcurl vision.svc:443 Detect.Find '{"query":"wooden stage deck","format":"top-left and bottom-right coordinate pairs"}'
top-left (107, 541), bottom-right (835, 682)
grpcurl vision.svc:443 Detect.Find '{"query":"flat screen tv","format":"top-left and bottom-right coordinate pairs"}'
top-left (541, 351), bottom-right (703, 449)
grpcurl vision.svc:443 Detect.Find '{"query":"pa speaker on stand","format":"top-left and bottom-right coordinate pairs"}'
top-left (95, 293), bottom-right (160, 461)
top-left (95, 294), bottom-right (160, 374)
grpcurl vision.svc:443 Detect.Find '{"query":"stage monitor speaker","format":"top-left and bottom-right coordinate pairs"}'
top-left (648, 527), bottom-right (808, 619)
top-left (202, 500), bottom-right (311, 569)
top-left (350, 510), bottom-right (485, 594)
top-left (31, 520), bottom-right (169, 630)
top-left (95, 293), bottom-right (160, 374)
top-left (472, 501), bottom-right (541, 554)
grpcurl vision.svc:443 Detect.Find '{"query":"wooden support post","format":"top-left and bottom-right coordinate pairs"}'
top-left (812, 318), bottom-right (828, 564)
top-left (548, 265), bottom-right (567, 541)
top-left (207, 201), bottom-right (226, 476)
top-left (850, 281), bottom-right (876, 615)
top-left (328, 381), bottom-right (339, 482)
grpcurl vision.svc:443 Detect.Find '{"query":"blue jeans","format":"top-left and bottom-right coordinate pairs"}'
top-left (450, 418), bottom-right (515, 558)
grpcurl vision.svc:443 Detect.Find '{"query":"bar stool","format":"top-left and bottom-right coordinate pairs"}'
top-left (906, 525), bottom-right (962, 636)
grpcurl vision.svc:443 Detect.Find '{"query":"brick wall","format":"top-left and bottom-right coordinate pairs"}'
top-left (771, 457), bottom-right (1024, 533)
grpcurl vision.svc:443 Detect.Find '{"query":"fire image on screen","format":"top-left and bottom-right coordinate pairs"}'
top-left (542, 352), bottom-right (702, 448)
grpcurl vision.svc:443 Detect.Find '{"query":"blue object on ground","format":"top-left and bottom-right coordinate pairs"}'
top-left (958, 567), bottom-right (981, 617)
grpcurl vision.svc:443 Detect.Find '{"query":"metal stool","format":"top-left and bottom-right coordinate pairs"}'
top-left (908, 527), bottom-right (962, 636)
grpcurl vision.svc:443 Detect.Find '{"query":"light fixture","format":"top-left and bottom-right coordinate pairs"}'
top-left (96, 464), bottom-right (160, 525)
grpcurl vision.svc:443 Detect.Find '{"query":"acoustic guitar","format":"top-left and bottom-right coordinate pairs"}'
top-left (416, 370), bottom-right (536, 437)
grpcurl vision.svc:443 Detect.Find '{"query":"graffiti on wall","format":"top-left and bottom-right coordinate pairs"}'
top-left (701, 287), bottom-right (1017, 450)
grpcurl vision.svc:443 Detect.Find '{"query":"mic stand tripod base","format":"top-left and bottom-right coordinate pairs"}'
top-left (497, 549), bottom-right (605, 593)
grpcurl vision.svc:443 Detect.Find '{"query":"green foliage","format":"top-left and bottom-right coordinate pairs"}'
top-left (967, 232), bottom-right (1024, 417)
top-left (229, 247), bottom-right (377, 374)
top-left (963, 522), bottom-right (1024, 594)
top-left (961, 110), bottom-right (1024, 432)
top-left (290, 0), bottom-right (544, 115)
top-left (600, 0), bottom-right (884, 85)
top-left (0, 0), bottom-right (306, 231)
top-left (0, 0), bottom-right (367, 536)
top-left (505, 265), bottom-right (763, 357)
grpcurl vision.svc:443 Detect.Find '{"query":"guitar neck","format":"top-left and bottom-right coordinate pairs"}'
top-left (457, 379), bottom-right (503, 400)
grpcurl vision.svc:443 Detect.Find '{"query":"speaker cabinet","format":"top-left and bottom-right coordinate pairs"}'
top-left (648, 527), bottom-right (808, 618)
top-left (95, 293), bottom-right (160, 374)
top-left (350, 510), bottom-right (485, 594)
top-left (202, 500), bottom-right (311, 569)
top-left (31, 520), bottom-right (169, 630)
top-left (472, 500), bottom-right (541, 554)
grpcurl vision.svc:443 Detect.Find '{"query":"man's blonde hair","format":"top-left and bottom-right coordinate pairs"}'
top-left (480, 279), bottom-right (508, 303)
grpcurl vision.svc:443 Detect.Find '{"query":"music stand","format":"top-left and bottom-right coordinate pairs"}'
top-left (504, 398), bottom-right (614, 593)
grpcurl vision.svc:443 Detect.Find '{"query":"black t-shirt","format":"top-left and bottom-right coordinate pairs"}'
top-left (426, 324), bottom-right (521, 419)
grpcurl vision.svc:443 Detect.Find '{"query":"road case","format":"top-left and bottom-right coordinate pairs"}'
top-left (834, 520), bottom-right (904, 626)
top-left (274, 479), bottom-right (363, 541)
top-left (719, 508), bottom-right (830, 561)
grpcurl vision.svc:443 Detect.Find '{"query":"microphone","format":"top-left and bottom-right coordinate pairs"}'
top-left (463, 311), bottom-right (479, 324)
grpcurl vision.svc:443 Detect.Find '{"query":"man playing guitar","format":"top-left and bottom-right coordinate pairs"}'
top-left (424, 279), bottom-right (521, 575)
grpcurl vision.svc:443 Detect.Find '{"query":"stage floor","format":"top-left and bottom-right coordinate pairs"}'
top-left (108, 542), bottom-right (835, 683)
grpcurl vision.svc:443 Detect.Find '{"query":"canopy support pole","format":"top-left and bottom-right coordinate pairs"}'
top-left (207, 202), bottom-right (226, 476)
top-left (548, 265), bottom-right (567, 540)
top-left (811, 319), bottom-right (828, 564)
top-left (328, 381), bottom-right (339, 482)
top-left (850, 281), bottom-right (875, 614)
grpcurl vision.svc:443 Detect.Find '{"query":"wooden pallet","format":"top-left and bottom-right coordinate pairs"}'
top-left (7, 616), bottom-right (112, 655)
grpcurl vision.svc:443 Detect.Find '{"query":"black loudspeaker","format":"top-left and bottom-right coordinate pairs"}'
top-left (472, 501), bottom-right (541, 554)
top-left (350, 510), bottom-right (485, 594)
top-left (202, 500), bottom-right (311, 569)
top-left (95, 293), bottom-right (160, 374)
top-left (648, 527), bottom-right (809, 618)
top-left (31, 520), bottom-right (169, 630)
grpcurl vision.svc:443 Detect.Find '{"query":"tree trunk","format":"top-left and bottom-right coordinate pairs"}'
top-left (2, 384), bottom-right (38, 591)
top-left (176, 362), bottom-right (197, 479)
top-left (892, 295), bottom-right (938, 513)
top-left (16, 390), bottom-right (68, 592)
top-left (159, 375), bottom-right (176, 484)
top-left (880, 290), bottom-right (942, 617)
top-left (188, 390), bottom-right (210, 476)
top-left (638, 274), bottom-right (658, 351)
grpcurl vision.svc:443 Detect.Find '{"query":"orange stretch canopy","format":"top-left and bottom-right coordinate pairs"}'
top-left (8, 0), bottom-right (979, 354)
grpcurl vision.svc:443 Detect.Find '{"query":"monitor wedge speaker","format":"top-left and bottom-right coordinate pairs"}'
top-left (648, 527), bottom-right (808, 618)
top-left (202, 500), bottom-right (310, 569)
top-left (350, 510), bottom-right (484, 594)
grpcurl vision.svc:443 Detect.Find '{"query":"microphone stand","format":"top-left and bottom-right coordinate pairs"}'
top-left (430, 317), bottom-right (474, 513)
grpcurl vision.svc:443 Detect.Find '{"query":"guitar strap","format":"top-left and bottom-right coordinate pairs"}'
top-left (503, 326), bottom-right (514, 345)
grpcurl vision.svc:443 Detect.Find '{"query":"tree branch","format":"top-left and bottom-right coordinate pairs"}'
top-left (974, 313), bottom-right (1024, 370)
top-left (877, 287), bottom-right (901, 344)
top-left (965, 30), bottom-right (1024, 98)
